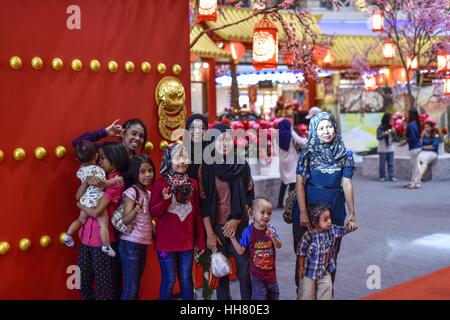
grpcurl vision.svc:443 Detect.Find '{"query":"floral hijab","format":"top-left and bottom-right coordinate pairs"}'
top-left (160, 144), bottom-right (193, 204)
top-left (297, 112), bottom-right (354, 179)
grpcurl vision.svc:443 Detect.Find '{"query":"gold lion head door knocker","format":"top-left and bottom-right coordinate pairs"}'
top-left (155, 76), bottom-right (186, 141)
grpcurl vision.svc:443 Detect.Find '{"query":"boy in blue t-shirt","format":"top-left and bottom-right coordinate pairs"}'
top-left (229, 197), bottom-right (282, 300)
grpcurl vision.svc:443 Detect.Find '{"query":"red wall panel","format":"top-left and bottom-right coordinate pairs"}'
top-left (0, 0), bottom-right (190, 299)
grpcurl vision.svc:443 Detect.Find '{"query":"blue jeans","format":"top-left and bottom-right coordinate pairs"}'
top-left (157, 250), bottom-right (194, 300)
top-left (251, 276), bottom-right (280, 300)
top-left (379, 152), bottom-right (395, 179)
top-left (118, 240), bottom-right (148, 300)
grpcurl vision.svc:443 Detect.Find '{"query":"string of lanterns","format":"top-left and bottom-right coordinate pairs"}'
top-left (371, 8), bottom-right (450, 95)
top-left (6, 56), bottom-right (182, 75)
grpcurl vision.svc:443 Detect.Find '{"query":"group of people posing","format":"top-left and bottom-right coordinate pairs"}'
top-left (65, 111), bottom-right (359, 301)
top-left (377, 109), bottom-right (440, 188)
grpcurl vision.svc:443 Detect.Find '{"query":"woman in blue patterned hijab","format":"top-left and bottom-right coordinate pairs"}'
top-left (293, 111), bottom-right (358, 293)
top-left (297, 112), bottom-right (355, 179)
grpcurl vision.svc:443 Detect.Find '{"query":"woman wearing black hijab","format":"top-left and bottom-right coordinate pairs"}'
top-left (199, 123), bottom-right (254, 300)
top-left (184, 113), bottom-right (214, 300)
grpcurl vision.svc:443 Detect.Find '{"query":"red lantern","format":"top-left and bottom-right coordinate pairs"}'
top-left (407, 54), bottom-right (418, 71)
top-left (197, 0), bottom-right (217, 23)
top-left (364, 76), bottom-right (377, 91)
top-left (312, 46), bottom-right (328, 63)
top-left (282, 52), bottom-right (294, 66)
top-left (322, 48), bottom-right (334, 66)
top-left (371, 10), bottom-right (384, 32)
top-left (375, 73), bottom-right (386, 86)
top-left (445, 75), bottom-right (450, 96)
top-left (393, 67), bottom-right (413, 84)
top-left (252, 16), bottom-right (278, 71)
top-left (437, 50), bottom-right (447, 71)
top-left (383, 38), bottom-right (395, 60)
top-left (224, 41), bottom-right (246, 62)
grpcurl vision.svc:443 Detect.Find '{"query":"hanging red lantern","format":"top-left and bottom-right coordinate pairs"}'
top-left (371, 10), bottom-right (384, 32)
top-left (437, 50), bottom-right (447, 71)
top-left (375, 73), bottom-right (386, 86)
top-left (282, 52), bottom-right (294, 66)
top-left (322, 48), bottom-right (334, 66)
top-left (364, 75), bottom-right (377, 91)
top-left (383, 38), bottom-right (395, 60)
top-left (312, 46), bottom-right (328, 64)
top-left (197, 0), bottom-right (217, 23)
top-left (393, 67), bottom-right (413, 84)
top-left (445, 75), bottom-right (450, 96)
top-left (224, 41), bottom-right (246, 62)
top-left (407, 54), bottom-right (418, 71)
top-left (252, 15), bottom-right (278, 71)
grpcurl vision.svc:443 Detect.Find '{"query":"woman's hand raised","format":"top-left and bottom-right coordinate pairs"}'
top-left (105, 119), bottom-right (123, 137)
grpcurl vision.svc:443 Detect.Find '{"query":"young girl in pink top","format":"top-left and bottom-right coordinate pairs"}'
top-left (119, 154), bottom-right (155, 300)
top-left (150, 144), bottom-right (206, 300)
top-left (77, 141), bottom-right (129, 300)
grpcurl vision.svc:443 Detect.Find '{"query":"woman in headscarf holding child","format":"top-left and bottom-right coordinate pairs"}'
top-left (294, 112), bottom-right (358, 288)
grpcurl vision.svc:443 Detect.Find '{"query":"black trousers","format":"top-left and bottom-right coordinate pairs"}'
top-left (78, 244), bottom-right (116, 300)
top-left (278, 182), bottom-right (296, 208)
top-left (214, 222), bottom-right (252, 300)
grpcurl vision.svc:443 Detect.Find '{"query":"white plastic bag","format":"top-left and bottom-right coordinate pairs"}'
top-left (211, 251), bottom-right (231, 277)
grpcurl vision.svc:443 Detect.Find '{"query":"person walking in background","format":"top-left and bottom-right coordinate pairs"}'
top-left (305, 107), bottom-right (322, 121)
top-left (400, 109), bottom-right (422, 189)
top-left (277, 119), bottom-right (307, 208)
top-left (376, 113), bottom-right (397, 182)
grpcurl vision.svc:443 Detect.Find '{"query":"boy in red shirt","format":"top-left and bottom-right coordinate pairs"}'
top-left (229, 197), bottom-right (282, 300)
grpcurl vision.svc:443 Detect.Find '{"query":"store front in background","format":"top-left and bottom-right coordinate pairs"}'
top-left (215, 66), bottom-right (309, 119)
